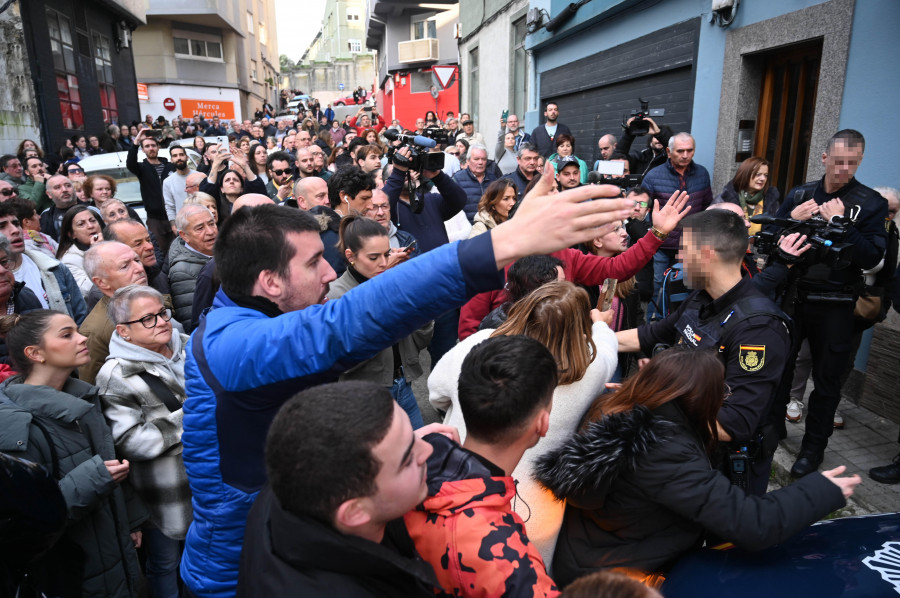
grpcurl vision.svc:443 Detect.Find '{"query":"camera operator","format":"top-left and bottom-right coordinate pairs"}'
top-left (382, 145), bottom-right (468, 366)
top-left (617, 116), bottom-right (673, 178)
top-left (770, 129), bottom-right (888, 478)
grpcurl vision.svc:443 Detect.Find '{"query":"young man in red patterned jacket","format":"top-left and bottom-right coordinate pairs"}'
top-left (405, 335), bottom-right (561, 597)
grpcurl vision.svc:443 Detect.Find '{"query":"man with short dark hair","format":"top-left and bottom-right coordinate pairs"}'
top-left (773, 129), bottom-right (889, 478)
top-left (530, 103), bottom-right (572, 158)
top-left (356, 145), bottom-right (383, 173)
top-left (452, 144), bottom-right (497, 222)
top-left (181, 187), bottom-right (635, 597)
top-left (265, 151), bottom-right (294, 203)
top-left (17, 156), bottom-right (51, 212)
top-left (40, 175), bottom-right (78, 241)
top-left (406, 335), bottom-right (560, 597)
top-left (163, 144), bottom-right (193, 224)
top-left (320, 167), bottom-right (376, 275)
top-left (205, 116), bottom-right (227, 136)
top-left (127, 129), bottom-right (177, 253)
top-left (238, 381), bottom-right (445, 596)
top-left (616, 209), bottom-right (790, 495)
top-left (0, 203), bottom-right (86, 323)
top-left (295, 147), bottom-right (317, 179)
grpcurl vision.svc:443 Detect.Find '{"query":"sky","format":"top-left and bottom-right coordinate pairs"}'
top-left (275, 0), bottom-right (327, 62)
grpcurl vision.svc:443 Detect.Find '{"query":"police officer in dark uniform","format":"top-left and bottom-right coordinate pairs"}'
top-left (773, 129), bottom-right (888, 478)
top-left (616, 209), bottom-right (791, 495)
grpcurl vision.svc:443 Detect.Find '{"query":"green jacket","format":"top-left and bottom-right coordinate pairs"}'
top-left (17, 178), bottom-right (52, 212)
top-left (0, 376), bottom-right (147, 598)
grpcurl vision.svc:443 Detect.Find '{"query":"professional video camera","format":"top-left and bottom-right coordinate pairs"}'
top-left (588, 160), bottom-right (643, 189)
top-left (384, 130), bottom-right (445, 173)
top-left (750, 214), bottom-right (854, 270)
top-left (625, 98), bottom-right (653, 136)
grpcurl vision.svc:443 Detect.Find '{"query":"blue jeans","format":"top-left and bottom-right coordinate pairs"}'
top-left (646, 248), bottom-right (677, 322)
top-left (143, 526), bottom-right (182, 598)
top-left (392, 375), bottom-right (424, 430)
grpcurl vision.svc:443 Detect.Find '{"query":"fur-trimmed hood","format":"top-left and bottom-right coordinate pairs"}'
top-left (534, 405), bottom-right (676, 507)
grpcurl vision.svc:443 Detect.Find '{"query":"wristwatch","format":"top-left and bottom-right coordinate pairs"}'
top-left (650, 227), bottom-right (668, 241)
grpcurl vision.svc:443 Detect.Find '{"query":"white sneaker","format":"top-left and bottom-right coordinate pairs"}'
top-left (786, 400), bottom-right (804, 422)
top-left (833, 411), bottom-right (844, 429)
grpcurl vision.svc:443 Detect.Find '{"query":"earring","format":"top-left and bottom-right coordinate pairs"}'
top-left (39, 358), bottom-right (45, 364)
top-left (350, 261), bottom-right (355, 267)
top-left (123, 336), bottom-right (130, 341)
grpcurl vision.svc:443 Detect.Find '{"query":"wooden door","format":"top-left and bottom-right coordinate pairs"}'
top-left (754, 40), bottom-right (823, 195)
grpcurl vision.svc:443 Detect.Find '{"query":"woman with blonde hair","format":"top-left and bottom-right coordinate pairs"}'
top-left (468, 179), bottom-right (518, 238)
top-left (429, 280), bottom-right (618, 567)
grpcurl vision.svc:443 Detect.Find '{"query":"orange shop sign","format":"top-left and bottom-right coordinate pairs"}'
top-left (137, 83), bottom-right (149, 101)
top-left (181, 99), bottom-right (235, 120)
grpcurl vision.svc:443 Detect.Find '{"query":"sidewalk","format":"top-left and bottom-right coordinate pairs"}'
top-left (773, 398), bottom-right (900, 516)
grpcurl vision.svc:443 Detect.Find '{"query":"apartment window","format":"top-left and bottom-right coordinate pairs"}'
top-left (259, 22), bottom-right (267, 43)
top-left (47, 8), bottom-right (83, 130)
top-left (347, 8), bottom-right (360, 21)
top-left (511, 16), bottom-right (528, 120)
top-left (173, 31), bottom-right (224, 61)
top-left (247, 11), bottom-right (254, 33)
top-left (469, 47), bottom-right (479, 125)
top-left (250, 59), bottom-right (258, 81)
top-left (413, 18), bottom-right (437, 40)
top-left (92, 33), bottom-right (118, 124)
top-left (348, 39), bottom-right (362, 53)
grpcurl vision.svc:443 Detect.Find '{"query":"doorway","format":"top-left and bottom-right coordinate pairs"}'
top-left (754, 40), bottom-right (823, 194)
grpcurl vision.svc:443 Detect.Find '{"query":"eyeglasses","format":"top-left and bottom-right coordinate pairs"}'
top-left (272, 169), bottom-right (292, 176)
top-left (0, 189), bottom-right (15, 196)
top-left (121, 308), bottom-right (172, 329)
top-left (723, 383), bottom-right (732, 399)
top-left (366, 204), bottom-right (389, 214)
top-left (636, 201), bottom-right (649, 207)
top-left (67, 168), bottom-right (84, 174)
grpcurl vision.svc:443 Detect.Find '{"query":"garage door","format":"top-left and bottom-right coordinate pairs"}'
top-left (539, 18), bottom-right (700, 167)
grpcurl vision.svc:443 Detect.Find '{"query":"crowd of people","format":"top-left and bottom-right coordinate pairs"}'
top-left (0, 96), bottom-right (897, 598)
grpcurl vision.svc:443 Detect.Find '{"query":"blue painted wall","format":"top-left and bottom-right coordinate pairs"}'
top-left (526, 0), bottom-right (900, 187)
top-left (837, 0), bottom-right (900, 189)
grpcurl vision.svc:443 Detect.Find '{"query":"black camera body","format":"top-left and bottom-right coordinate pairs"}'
top-left (751, 215), bottom-right (854, 270)
top-left (384, 129), bottom-right (446, 173)
top-left (626, 98), bottom-right (652, 136)
top-left (587, 171), bottom-right (644, 189)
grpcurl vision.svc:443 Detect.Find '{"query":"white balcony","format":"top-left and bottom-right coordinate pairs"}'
top-left (398, 38), bottom-right (438, 63)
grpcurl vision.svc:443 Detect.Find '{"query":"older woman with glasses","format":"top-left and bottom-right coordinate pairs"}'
top-left (96, 285), bottom-right (192, 598)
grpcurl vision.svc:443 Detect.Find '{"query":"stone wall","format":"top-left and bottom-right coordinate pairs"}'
top-left (0, 1), bottom-right (42, 154)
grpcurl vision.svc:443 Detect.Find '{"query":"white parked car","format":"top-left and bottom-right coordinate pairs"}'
top-left (78, 148), bottom-right (202, 221)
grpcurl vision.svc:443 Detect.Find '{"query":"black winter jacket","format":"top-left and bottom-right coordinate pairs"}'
top-left (534, 402), bottom-right (846, 586)
top-left (126, 143), bottom-right (176, 220)
top-left (451, 168), bottom-right (498, 223)
top-left (237, 486), bottom-right (440, 597)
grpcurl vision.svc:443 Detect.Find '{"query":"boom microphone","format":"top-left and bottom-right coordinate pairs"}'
top-left (382, 130), bottom-right (437, 148)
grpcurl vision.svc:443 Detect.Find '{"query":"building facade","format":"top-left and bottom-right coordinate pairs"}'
top-left (458, 0), bottom-right (530, 159)
top-left (133, 0), bottom-right (279, 124)
top-left (281, 0), bottom-right (376, 106)
top-left (524, 0), bottom-right (899, 191)
top-left (366, 0), bottom-right (460, 128)
top-left (1, 0), bottom-right (145, 154)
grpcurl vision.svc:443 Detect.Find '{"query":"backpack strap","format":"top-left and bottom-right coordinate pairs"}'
top-left (137, 372), bottom-right (183, 413)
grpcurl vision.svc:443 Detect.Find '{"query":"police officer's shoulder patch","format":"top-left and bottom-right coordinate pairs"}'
top-left (738, 345), bottom-right (766, 372)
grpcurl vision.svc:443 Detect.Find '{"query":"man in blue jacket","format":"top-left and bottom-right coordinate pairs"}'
top-left (451, 144), bottom-right (497, 223)
top-left (180, 172), bottom-right (635, 598)
top-left (642, 132), bottom-right (713, 321)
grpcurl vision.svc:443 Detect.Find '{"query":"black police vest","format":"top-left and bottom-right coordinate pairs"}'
top-left (673, 294), bottom-right (789, 355)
